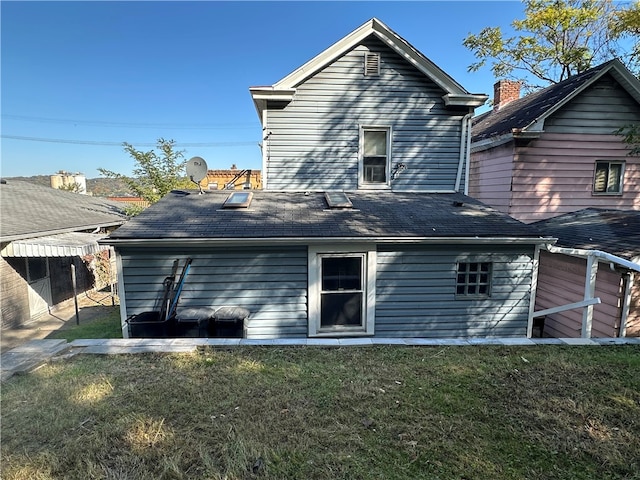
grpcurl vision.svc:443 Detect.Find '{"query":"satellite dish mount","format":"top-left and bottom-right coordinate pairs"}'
top-left (186, 156), bottom-right (208, 195)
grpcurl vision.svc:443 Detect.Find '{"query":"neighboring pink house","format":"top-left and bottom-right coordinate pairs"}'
top-left (468, 59), bottom-right (640, 339)
top-left (470, 59), bottom-right (639, 224)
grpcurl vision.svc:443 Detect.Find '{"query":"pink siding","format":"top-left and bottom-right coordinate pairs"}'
top-left (535, 251), bottom-right (625, 338)
top-left (468, 143), bottom-right (514, 215)
top-left (510, 133), bottom-right (640, 223)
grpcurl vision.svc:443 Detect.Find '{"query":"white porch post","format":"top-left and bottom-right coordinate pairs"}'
top-left (581, 255), bottom-right (598, 338)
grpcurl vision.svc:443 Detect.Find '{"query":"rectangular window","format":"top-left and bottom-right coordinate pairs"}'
top-left (309, 246), bottom-right (376, 337)
top-left (456, 262), bottom-right (492, 298)
top-left (320, 256), bottom-right (363, 328)
top-left (359, 127), bottom-right (391, 188)
top-left (593, 161), bottom-right (624, 194)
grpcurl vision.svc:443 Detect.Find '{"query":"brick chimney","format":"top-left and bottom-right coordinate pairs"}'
top-left (493, 80), bottom-right (521, 111)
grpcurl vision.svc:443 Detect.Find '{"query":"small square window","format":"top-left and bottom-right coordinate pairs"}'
top-left (593, 161), bottom-right (624, 194)
top-left (456, 262), bottom-right (492, 298)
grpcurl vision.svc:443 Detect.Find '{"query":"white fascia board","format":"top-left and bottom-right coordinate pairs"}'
top-left (249, 87), bottom-right (297, 121)
top-left (273, 19), bottom-right (377, 89)
top-left (102, 236), bottom-right (554, 249)
top-left (470, 133), bottom-right (515, 153)
top-left (442, 94), bottom-right (489, 107)
top-left (272, 17), bottom-right (475, 98)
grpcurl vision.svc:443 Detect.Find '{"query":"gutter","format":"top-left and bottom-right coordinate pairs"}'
top-left (100, 236), bottom-right (554, 248)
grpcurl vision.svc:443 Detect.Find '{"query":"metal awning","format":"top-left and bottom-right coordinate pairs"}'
top-left (1, 232), bottom-right (110, 257)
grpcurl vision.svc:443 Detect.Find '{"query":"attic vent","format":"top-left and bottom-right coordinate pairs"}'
top-left (364, 53), bottom-right (380, 76)
top-left (325, 192), bottom-right (353, 209)
top-left (222, 191), bottom-right (253, 209)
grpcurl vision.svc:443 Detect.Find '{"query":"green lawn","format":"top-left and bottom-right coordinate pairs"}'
top-left (1, 345), bottom-right (639, 479)
top-left (47, 307), bottom-right (122, 341)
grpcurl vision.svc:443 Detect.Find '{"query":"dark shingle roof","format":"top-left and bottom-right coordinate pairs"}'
top-left (471, 59), bottom-right (638, 142)
top-left (1, 180), bottom-right (127, 241)
top-left (106, 190), bottom-right (545, 241)
top-left (532, 208), bottom-right (640, 261)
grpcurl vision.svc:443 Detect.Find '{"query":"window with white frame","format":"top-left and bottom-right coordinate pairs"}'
top-left (456, 262), bottom-right (492, 298)
top-left (308, 246), bottom-right (376, 336)
top-left (593, 161), bottom-right (624, 194)
top-left (359, 126), bottom-right (391, 188)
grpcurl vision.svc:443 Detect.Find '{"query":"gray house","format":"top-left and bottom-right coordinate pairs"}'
top-left (1, 180), bottom-right (127, 328)
top-left (103, 18), bottom-right (553, 340)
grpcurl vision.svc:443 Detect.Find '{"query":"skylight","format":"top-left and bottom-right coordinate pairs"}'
top-left (325, 192), bottom-right (353, 209)
top-left (222, 191), bottom-right (253, 209)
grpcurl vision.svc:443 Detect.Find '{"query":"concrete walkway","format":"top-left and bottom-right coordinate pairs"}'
top-left (2, 335), bottom-right (639, 383)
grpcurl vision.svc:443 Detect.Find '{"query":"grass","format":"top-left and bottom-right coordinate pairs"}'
top-left (46, 307), bottom-right (122, 342)
top-left (1, 345), bottom-right (639, 480)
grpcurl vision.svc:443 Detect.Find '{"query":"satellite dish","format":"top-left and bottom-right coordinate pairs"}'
top-left (186, 156), bottom-right (208, 194)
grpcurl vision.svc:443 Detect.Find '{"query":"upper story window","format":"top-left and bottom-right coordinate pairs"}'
top-left (359, 126), bottom-right (391, 189)
top-left (364, 53), bottom-right (380, 76)
top-left (593, 161), bottom-right (624, 195)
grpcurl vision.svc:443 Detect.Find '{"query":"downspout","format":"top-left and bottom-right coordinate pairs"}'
top-left (261, 109), bottom-right (269, 190)
top-left (455, 113), bottom-right (472, 193)
top-left (464, 113), bottom-right (473, 196)
top-left (526, 244), bottom-right (542, 338)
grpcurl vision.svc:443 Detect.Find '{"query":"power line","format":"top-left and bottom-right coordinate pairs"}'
top-left (1, 135), bottom-right (258, 148)
top-left (1, 114), bottom-right (257, 130)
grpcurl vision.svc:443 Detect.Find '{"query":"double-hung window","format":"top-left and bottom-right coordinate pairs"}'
top-left (308, 246), bottom-right (376, 337)
top-left (359, 126), bottom-right (391, 188)
top-left (593, 161), bottom-right (624, 195)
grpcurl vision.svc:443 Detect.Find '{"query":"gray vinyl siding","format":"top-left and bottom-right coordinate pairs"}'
top-left (119, 247), bottom-right (308, 338)
top-left (545, 75), bottom-right (640, 134)
top-left (375, 245), bottom-right (535, 337)
top-left (265, 37), bottom-right (465, 191)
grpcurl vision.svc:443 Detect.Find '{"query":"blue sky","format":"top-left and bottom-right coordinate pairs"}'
top-left (1, 1), bottom-right (526, 179)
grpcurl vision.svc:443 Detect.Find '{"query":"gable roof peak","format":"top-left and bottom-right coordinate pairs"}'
top-left (472, 58), bottom-right (640, 147)
top-left (250, 18), bottom-right (487, 121)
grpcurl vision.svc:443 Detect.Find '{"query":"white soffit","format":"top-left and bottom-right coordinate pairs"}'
top-left (1, 232), bottom-right (108, 257)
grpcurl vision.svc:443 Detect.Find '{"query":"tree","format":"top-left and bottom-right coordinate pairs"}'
top-left (99, 138), bottom-right (190, 205)
top-left (616, 124), bottom-right (640, 157)
top-left (463, 0), bottom-right (639, 89)
top-left (57, 182), bottom-right (84, 194)
top-left (611, 1), bottom-right (640, 73)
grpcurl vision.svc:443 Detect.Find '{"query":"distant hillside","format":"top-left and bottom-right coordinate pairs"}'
top-left (3, 175), bottom-right (134, 197)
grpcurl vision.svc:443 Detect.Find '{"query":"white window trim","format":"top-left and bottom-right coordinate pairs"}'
top-left (358, 125), bottom-right (392, 190)
top-left (308, 244), bottom-right (376, 337)
top-left (593, 160), bottom-right (625, 195)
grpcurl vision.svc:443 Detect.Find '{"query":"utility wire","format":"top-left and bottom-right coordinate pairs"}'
top-left (1, 135), bottom-right (258, 147)
top-left (2, 114), bottom-right (257, 130)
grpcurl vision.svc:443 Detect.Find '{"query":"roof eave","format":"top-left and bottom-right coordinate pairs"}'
top-left (442, 94), bottom-right (488, 108)
top-left (249, 87), bottom-right (297, 123)
top-left (0, 221), bottom-right (127, 243)
top-left (101, 236), bottom-right (554, 248)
